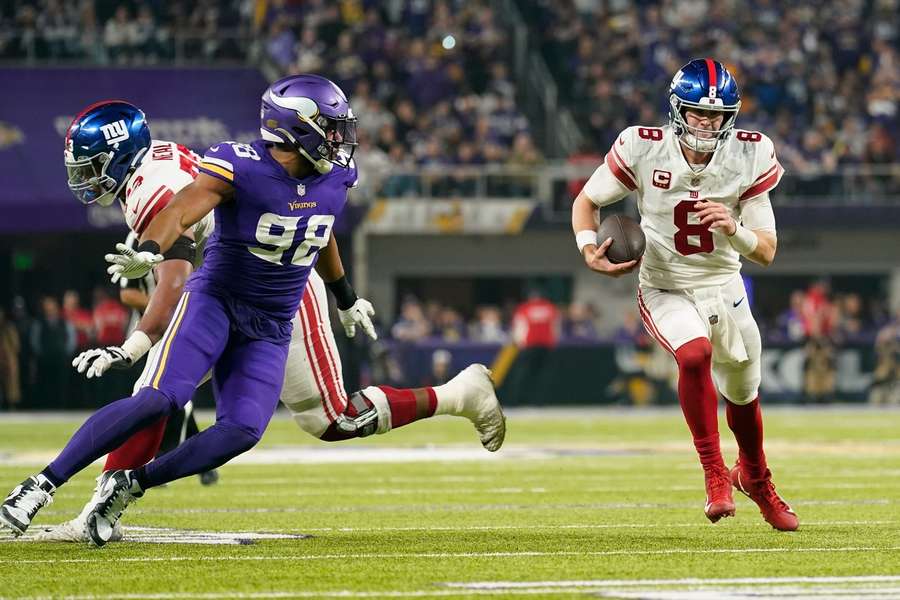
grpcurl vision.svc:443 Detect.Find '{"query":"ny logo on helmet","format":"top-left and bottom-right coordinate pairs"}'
top-left (99, 120), bottom-right (130, 146)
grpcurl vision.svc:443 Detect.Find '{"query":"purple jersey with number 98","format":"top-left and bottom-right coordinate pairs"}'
top-left (189, 140), bottom-right (356, 321)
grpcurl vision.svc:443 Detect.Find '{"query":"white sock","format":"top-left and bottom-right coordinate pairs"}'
top-left (433, 376), bottom-right (466, 416)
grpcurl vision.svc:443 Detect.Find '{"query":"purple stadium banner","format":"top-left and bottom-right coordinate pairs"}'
top-left (0, 67), bottom-right (269, 233)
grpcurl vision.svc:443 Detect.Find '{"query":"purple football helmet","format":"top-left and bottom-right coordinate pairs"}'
top-left (260, 74), bottom-right (358, 173)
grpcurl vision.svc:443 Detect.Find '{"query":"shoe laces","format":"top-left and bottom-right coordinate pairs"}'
top-left (705, 468), bottom-right (731, 497)
top-left (14, 484), bottom-right (53, 516)
top-left (756, 478), bottom-right (791, 512)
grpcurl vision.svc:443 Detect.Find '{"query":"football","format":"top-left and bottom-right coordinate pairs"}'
top-left (596, 214), bottom-right (645, 264)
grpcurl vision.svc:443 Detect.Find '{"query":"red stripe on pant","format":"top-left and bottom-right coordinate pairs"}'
top-left (297, 302), bottom-right (337, 422)
top-left (103, 416), bottom-right (168, 471)
top-left (637, 291), bottom-right (676, 356)
top-left (306, 289), bottom-right (347, 415)
top-left (301, 292), bottom-right (346, 419)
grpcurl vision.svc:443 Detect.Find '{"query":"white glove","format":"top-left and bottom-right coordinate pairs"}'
top-left (338, 298), bottom-right (377, 340)
top-left (72, 331), bottom-right (152, 379)
top-left (72, 346), bottom-right (132, 379)
top-left (105, 242), bottom-right (163, 284)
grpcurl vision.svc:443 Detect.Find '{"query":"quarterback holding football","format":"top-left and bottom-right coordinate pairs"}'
top-left (572, 58), bottom-right (797, 531)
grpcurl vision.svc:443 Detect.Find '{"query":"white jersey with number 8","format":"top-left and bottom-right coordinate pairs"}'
top-left (583, 125), bottom-right (782, 290)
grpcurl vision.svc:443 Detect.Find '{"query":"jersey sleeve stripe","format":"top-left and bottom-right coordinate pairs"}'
top-left (133, 185), bottom-right (170, 234)
top-left (201, 157), bottom-right (233, 172)
top-left (750, 163), bottom-right (778, 185)
top-left (199, 162), bottom-right (234, 182)
top-left (611, 146), bottom-right (637, 181)
top-left (135, 189), bottom-right (174, 234)
top-left (739, 163), bottom-right (784, 201)
top-left (605, 149), bottom-right (637, 191)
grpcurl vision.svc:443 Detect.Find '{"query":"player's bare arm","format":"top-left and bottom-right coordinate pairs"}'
top-left (315, 235), bottom-right (377, 340)
top-left (119, 288), bottom-right (149, 313)
top-left (142, 173), bottom-right (230, 253)
top-left (694, 200), bottom-right (777, 266)
top-left (314, 234), bottom-right (346, 283)
top-left (138, 258), bottom-right (194, 343)
top-left (572, 190), bottom-right (638, 277)
top-left (106, 173), bottom-right (229, 282)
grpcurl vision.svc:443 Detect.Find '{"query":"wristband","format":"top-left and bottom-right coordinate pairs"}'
top-left (326, 275), bottom-right (358, 310)
top-left (728, 224), bottom-right (758, 256)
top-left (575, 230), bottom-right (598, 253)
top-left (121, 330), bottom-right (153, 362)
top-left (137, 240), bottom-right (161, 255)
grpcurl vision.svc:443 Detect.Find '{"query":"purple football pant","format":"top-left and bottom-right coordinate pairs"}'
top-left (46, 291), bottom-right (288, 489)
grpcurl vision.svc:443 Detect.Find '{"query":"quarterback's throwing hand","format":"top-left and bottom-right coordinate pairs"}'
top-left (105, 243), bottom-right (163, 284)
top-left (72, 346), bottom-right (133, 379)
top-left (584, 237), bottom-right (639, 278)
top-left (694, 201), bottom-right (736, 235)
top-left (338, 298), bottom-right (378, 340)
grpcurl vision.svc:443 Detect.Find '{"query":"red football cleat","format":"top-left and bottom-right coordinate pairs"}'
top-left (731, 464), bottom-right (799, 531)
top-left (704, 466), bottom-right (736, 523)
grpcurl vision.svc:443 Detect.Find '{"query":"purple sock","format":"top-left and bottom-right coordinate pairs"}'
top-left (45, 387), bottom-right (175, 485)
top-left (134, 421), bottom-right (259, 489)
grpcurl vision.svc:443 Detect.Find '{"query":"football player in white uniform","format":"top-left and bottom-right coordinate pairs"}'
top-left (27, 100), bottom-right (504, 543)
top-left (571, 59), bottom-right (797, 531)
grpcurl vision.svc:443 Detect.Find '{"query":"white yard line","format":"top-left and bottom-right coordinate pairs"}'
top-left (5, 546), bottom-right (900, 565)
top-left (444, 575), bottom-right (900, 589)
top-left (9, 576), bottom-right (900, 600)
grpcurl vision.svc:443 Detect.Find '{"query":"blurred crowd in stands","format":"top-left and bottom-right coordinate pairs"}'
top-left (3, 0), bottom-right (897, 199)
top-left (0, 288), bottom-right (128, 410)
top-left (257, 0), bottom-right (542, 197)
top-left (521, 0), bottom-right (899, 179)
top-left (0, 0), bottom-right (248, 62)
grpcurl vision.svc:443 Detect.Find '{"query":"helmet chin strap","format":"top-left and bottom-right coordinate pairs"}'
top-left (274, 127), bottom-right (333, 174)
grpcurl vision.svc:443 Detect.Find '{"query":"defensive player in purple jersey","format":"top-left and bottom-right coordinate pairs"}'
top-left (0, 75), bottom-right (410, 547)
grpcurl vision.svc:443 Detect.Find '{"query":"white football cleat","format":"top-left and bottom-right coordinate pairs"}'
top-left (34, 475), bottom-right (123, 543)
top-left (453, 364), bottom-right (507, 452)
top-left (86, 470), bottom-right (143, 547)
top-left (0, 475), bottom-right (55, 537)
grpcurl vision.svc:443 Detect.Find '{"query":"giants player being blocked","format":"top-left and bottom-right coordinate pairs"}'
top-left (572, 59), bottom-right (797, 531)
top-left (3, 80), bottom-right (503, 546)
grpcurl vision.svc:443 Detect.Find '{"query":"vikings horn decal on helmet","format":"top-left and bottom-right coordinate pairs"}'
top-left (668, 58), bottom-right (741, 153)
top-left (64, 100), bottom-right (152, 206)
top-left (259, 74), bottom-right (358, 174)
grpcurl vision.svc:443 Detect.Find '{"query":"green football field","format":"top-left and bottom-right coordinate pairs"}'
top-left (1, 406), bottom-right (900, 599)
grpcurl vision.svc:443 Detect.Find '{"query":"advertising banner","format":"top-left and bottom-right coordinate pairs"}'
top-left (0, 67), bottom-right (267, 233)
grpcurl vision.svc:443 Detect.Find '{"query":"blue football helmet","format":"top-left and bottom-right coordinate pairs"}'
top-left (64, 100), bottom-right (151, 206)
top-left (668, 58), bottom-right (741, 153)
top-left (260, 74), bottom-right (358, 174)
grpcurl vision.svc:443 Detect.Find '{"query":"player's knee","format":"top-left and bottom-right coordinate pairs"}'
top-left (133, 387), bottom-right (179, 417)
top-left (675, 338), bottom-right (713, 371)
top-left (217, 420), bottom-right (263, 453)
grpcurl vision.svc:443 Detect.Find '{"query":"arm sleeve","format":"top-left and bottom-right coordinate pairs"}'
top-left (740, 192), bottom-right (777, 233)
top-left (198, 143), bottom-right (236, 185)
top-left (582, 128), bottom-right (639, 207)
top-left (582, 162), bottom-right (632, 207)
top-left (739, 134), bottom-right (784, 202)
top-left (162, 235), bottom-right (198, 263)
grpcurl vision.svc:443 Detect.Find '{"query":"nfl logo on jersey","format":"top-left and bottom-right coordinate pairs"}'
top-left (297, 184), bottom-right (306, 196)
